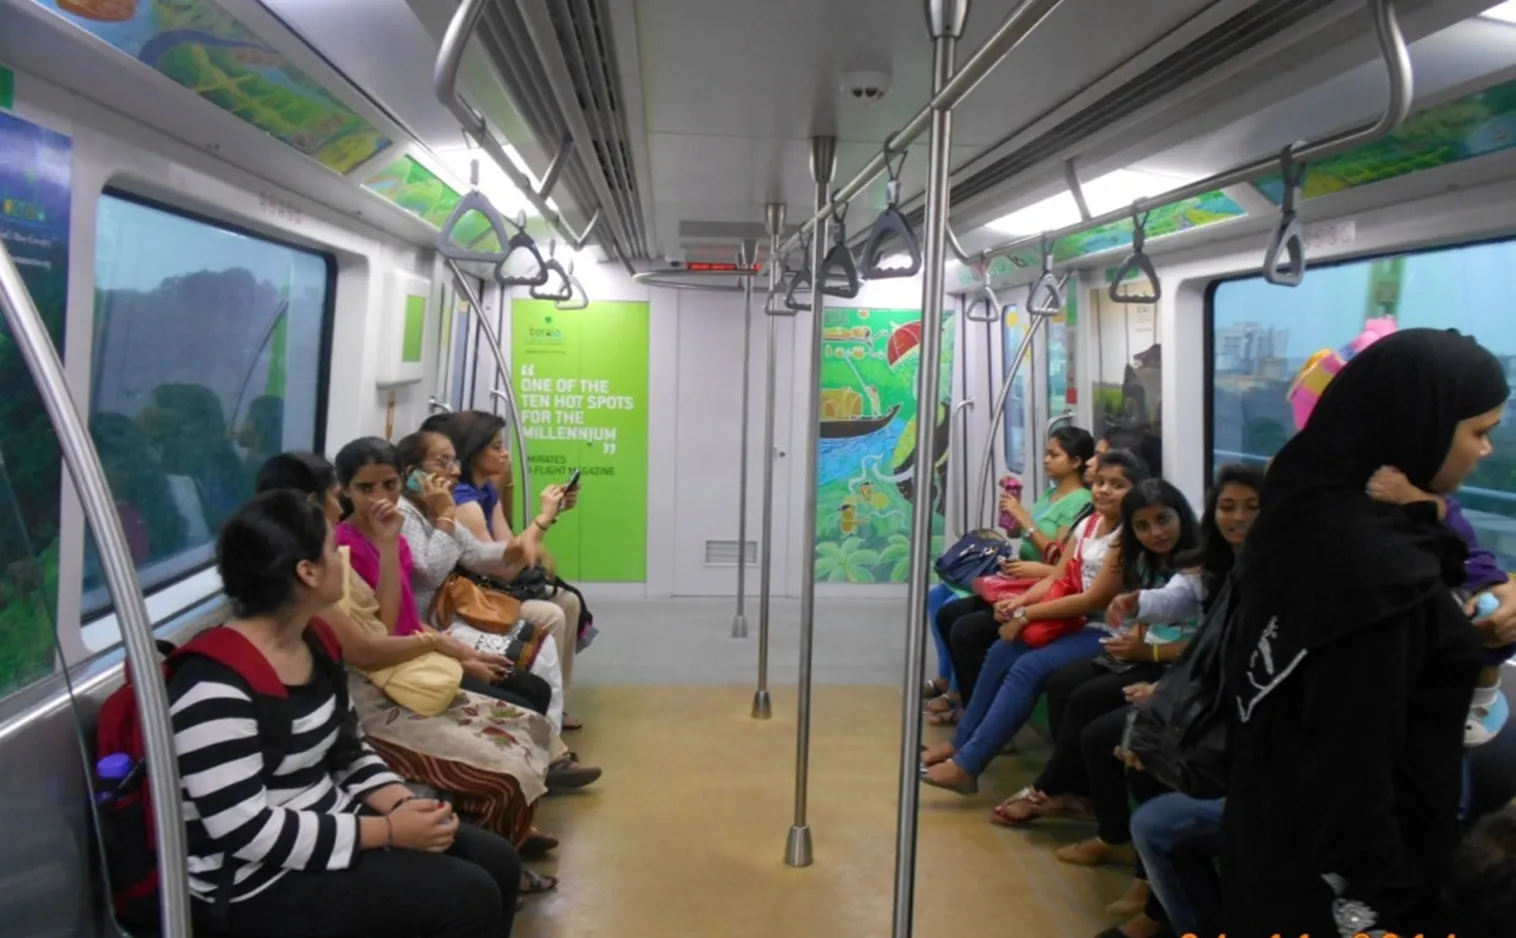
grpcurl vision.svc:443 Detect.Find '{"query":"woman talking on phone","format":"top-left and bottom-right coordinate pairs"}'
top-left (426, 410), bottom-right (591, 728)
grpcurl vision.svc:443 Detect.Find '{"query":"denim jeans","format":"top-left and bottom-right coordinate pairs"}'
top-left (1130, 792), bottom-right (1225, 936)
top-left (950, 627), bottom-right (1105, 775)
top-left (926, 583), bottom-right (958, 692)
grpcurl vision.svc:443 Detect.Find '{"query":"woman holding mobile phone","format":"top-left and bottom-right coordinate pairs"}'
top-left (425, 411), bottom-right (592, 729)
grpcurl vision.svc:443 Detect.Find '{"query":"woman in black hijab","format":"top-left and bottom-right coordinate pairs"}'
top-left (1222, 328), bottom-right (1508, 938)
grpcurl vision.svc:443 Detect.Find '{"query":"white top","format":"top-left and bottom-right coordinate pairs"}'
top-left (396, 497), bottom-right (508, 625)
top-left (1075, 513), bottom-right (1120, 593)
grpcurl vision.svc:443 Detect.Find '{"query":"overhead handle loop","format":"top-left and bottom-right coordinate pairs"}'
top-left (965, 281), bottom-right (1000, 323)
top-left (1262, 145), bottom-right (1308, 287)
top-left (860, 209), bottom-right (921, 280)
top-left (530, 242), bottom-right (574, 301)
top-left (1109, 209), bottom-right (1161, 304)
top-left (1026, 236), bottom-right (1067, 314)
top-left (435, 160), bottom-right (516, 264)
top-left (493, 229), bottom-right (550, 288)
top-left (765, 289), bottom-right (799, 318)
top-left (819, 189), bottom-right (861, 298)
top-left (784, 232), bottom-right (813, 312)
top-left (555, 268), bottom-right (589, 310)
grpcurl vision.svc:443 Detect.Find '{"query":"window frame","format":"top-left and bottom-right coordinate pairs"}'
top-left (1201, 232), bottom-right (1516, 484)
top-left (79, 187), bottom-right (338, 638)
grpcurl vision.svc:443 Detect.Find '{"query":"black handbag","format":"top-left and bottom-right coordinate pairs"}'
top-left (1124, 573), bottom-right (1239, 799)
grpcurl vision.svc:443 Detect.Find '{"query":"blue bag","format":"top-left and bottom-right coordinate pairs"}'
top-left (934, 529), bottom-right (1014, 591)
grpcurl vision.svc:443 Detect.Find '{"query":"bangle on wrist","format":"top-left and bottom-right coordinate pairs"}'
top-left (1152, 643), bottom-right (1161, 663)
top-left (383, 815), bottom-right (394, 849)
top-left (534, 517), bottom-right (551, 531)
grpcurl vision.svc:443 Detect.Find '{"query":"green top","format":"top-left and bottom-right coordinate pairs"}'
top-left (1019, 487), bottom-right (1093, 561)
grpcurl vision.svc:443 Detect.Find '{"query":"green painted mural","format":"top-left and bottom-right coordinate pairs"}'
top-left (362, 155), bottom-right (502, 252)
top-left (35, 0), bottom-right (391, 174)
top-left (1255, 77), bottom-right (1516, 203)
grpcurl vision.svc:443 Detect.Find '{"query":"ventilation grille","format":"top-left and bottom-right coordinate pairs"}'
top-left (475, 0), bottom-right (650, 260)
top-left (904, 0), bottom-right (1339, 230)
top-left (705, 540), bottom-right (758, 566)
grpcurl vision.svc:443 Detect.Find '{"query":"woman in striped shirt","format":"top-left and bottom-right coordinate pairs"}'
top-left (168, 490), bottom-right (521, 937)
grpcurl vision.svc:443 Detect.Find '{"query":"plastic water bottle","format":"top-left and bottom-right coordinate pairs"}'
top-left (1473, 592), bottom-right (1500, 620)
top-left (96, 753), bottom-right (133, 805)
top-left (999, 477), bottom-right (1023, 537)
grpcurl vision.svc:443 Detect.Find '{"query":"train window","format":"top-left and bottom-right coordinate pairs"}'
top-left (1002, 309), bottom-right (1029, 474)
top-left (0, 402), bottom-right (59, 699)
top-left (1046, 307), bottom-right (1071, 418)
top-left (1209, 239), bottom-right (1516, 567)
top-left (1091, 283), bottom-right (1163, 476)
top-left (81, 192), bottom-right (334, 635)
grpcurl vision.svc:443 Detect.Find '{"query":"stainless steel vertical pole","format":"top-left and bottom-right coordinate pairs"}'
top-left (753, 204), bottom-right (785, 720)
top-left (786, 138), bottom-right (835, 868)
top-left (732, 239), bottom-right (758, 639)
top-left (893, 3), bottom-right (965, 934)
top-left (0, 243), bottom-right (193, 936)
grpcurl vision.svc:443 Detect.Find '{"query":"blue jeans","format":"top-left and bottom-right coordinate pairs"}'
top-left (950, 627), bottom-right (1105, 775)
top-left (1130, 793), bottom-right (1224, 936)
top-left (927, 583), bottom-right (958, 692)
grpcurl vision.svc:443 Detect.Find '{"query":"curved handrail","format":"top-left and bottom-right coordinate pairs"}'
top-left (1108, 210), bottom-right (1160, 304)
top-left (1262, 146), bottom-right (1308, 286)
top-left (0, 243), bottom-right (194, 936)
top-left (974, 307), bottom-right (1055, 528)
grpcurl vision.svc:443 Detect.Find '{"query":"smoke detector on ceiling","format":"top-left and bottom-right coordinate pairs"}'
top-left (841, 69), bottom-right (892, 105)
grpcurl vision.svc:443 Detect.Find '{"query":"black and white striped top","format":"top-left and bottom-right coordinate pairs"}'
top-left (167, 656), bottom-right (403, 903)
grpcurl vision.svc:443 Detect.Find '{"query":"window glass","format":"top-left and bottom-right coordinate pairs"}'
top-left (1210, 240), bottom-right (1516, 567)
top-left (1092, 282), bottom-right (1163, 477)
top-left (84, 193), bottom-right (332, 617)
top-left (1002, 308), bottom-right (1029, 474)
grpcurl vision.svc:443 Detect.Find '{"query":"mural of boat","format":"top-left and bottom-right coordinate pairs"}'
top-left (820, 403), bottom-right (900, 439)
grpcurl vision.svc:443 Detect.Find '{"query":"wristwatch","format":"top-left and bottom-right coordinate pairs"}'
top-left (1012, 607), bottom-right (1029, 624)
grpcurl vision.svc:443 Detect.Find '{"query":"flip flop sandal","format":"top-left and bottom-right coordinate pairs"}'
top-left (925, 702), bottom-right (962, 726)
top-left (563, 715), bottom-right (584, 731)
top-left (990, 787), bottom-right (1047, 827)
top-left (918, 762), bottom-right (979, 795)
top-left (521, 870), bottom-right (559, 895)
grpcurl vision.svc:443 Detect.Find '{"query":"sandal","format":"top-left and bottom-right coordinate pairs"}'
top-left (990, 788), bottom-right (1093, 827)
top-left (919, 761), bottom-right (979, 796)
top-left (547, 753), bottom-right (603, 791)
top-left (926, 702), bottom-right (962, 726)
top-left (1055, 837), bottom-right (1135, 867)
top-left (923, 678), bottom-right (949, 700)
top-left (520, 870), bottom-right (559, 895)
top-left (562, 714), bottom-right (583, 731)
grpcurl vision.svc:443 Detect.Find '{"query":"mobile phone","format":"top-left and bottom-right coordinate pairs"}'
top-left (566, 468), bottom-right (582, 492)
top-left (405, 469), bottom-right (426, 494)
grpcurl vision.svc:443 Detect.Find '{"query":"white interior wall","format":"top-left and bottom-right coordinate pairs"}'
top-left (4, 63), bottom-right (438, 662)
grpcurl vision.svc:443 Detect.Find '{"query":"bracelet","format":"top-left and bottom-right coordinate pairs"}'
top-left (534, 518), bottom-right (551, 532)
top-left (383, 814), bottom-right (394, 849)
top-left (1152, 643), bottom-right (1160, 663)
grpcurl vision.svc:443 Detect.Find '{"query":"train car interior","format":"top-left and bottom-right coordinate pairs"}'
top-left (3, 0), bottom-right (1516, 935)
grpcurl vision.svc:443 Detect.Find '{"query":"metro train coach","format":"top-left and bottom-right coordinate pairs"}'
top-left (3, 0), bottom-right (1516, 936)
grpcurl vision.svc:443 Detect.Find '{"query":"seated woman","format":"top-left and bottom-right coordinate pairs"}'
top-left (920, 450), bottom-right (1147, 794)
top-left (255, 453), bottom-right (562, 864)
top-left (334, 437), bottom-right (601, 793)
top-left (924, 426), bottom-right (1094, 722)
top-left (431, 411), bottom-right (591, 730)
top-left (167, 489), bottom-right (521, 937)
top-left (992, 477), bottom-right (1205, 833)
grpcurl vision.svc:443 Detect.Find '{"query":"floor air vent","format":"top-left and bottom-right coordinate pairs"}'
top-left (705, 540), bottom-right (758, 566)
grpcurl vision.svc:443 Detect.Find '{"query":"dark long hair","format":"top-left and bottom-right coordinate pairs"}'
top-left (332, 437), bottom-right (399, 519)
top-left (1118, 479), bottom-right (1198, 591)
top-left (255, 451), bottom-right (336, 499)
top-left (1178, 463), bottom-right (1264, 604)
top-left (444, 410), bottom-right (507, 486)
top-left (217, 490), bottom-right (329, 618)
top-left (1049, 425), bottom-right (1096, 486)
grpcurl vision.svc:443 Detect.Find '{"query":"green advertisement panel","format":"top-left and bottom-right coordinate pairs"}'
top-left (815, 307), bottom-right (954, 583)
top-left (34, 0), bottom-right (390, 174)
top-left (511, 300), bottom-right (649, 582)
top-left (363, 155), bottom-right (501, 252)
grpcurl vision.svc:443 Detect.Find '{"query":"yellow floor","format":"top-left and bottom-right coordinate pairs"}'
top-left (518, 684), bottom-right (1128, 937)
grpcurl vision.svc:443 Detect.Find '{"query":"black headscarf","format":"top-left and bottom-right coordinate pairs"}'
top-left (1231, 329), bottom-right (1508, 679)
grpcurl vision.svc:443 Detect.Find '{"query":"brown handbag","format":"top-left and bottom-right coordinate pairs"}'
top-left (431, 567), bottom-right (524, 635)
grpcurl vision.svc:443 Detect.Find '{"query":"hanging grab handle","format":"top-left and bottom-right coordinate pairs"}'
top-left (818, 193), bottom-right (861, 299)
top-left (785, 233), bottom-right (814, 312)
top-left (860, 142), bottom-right (922, 279)
top-left (1262, 146), bottom-right (1308, 287)
top-left (531, 244), bottom-right (575, 302)
top-left (1109, 209), bottom-right (1161, 304)
top-left (555, 266), bottom-right (589, 310)
top-left (494, 225), bottom-right (551, 288)
top-left (436, 159), bottom-right (519, 265)
top-left (964, 279), bottom-right (1001, 323)
top-left (1026, 236), bottom-right (1067, 315)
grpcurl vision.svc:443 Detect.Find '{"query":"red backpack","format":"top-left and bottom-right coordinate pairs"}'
top-left (94, 620), bottom-right (344, 928)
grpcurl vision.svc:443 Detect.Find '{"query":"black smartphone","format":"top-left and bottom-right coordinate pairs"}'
top-left (566, 468), bottom-right (582, 492)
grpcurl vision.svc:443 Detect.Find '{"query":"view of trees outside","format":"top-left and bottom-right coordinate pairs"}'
top-left (1211, 241), bottom-right (1516, 567)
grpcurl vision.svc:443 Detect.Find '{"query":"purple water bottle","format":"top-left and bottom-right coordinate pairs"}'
top-left (96, 753), bottom-right (133, 805)
top-left (999, 477), bottom-right (1024, 536)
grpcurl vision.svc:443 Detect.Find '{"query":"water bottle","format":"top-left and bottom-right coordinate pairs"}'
top-left (1473, 592), bottom-right (1500, 620)
top-left (96, 753), bottom-right (134, 806)
top-left (999, 477), bottom-right (1023, 537)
